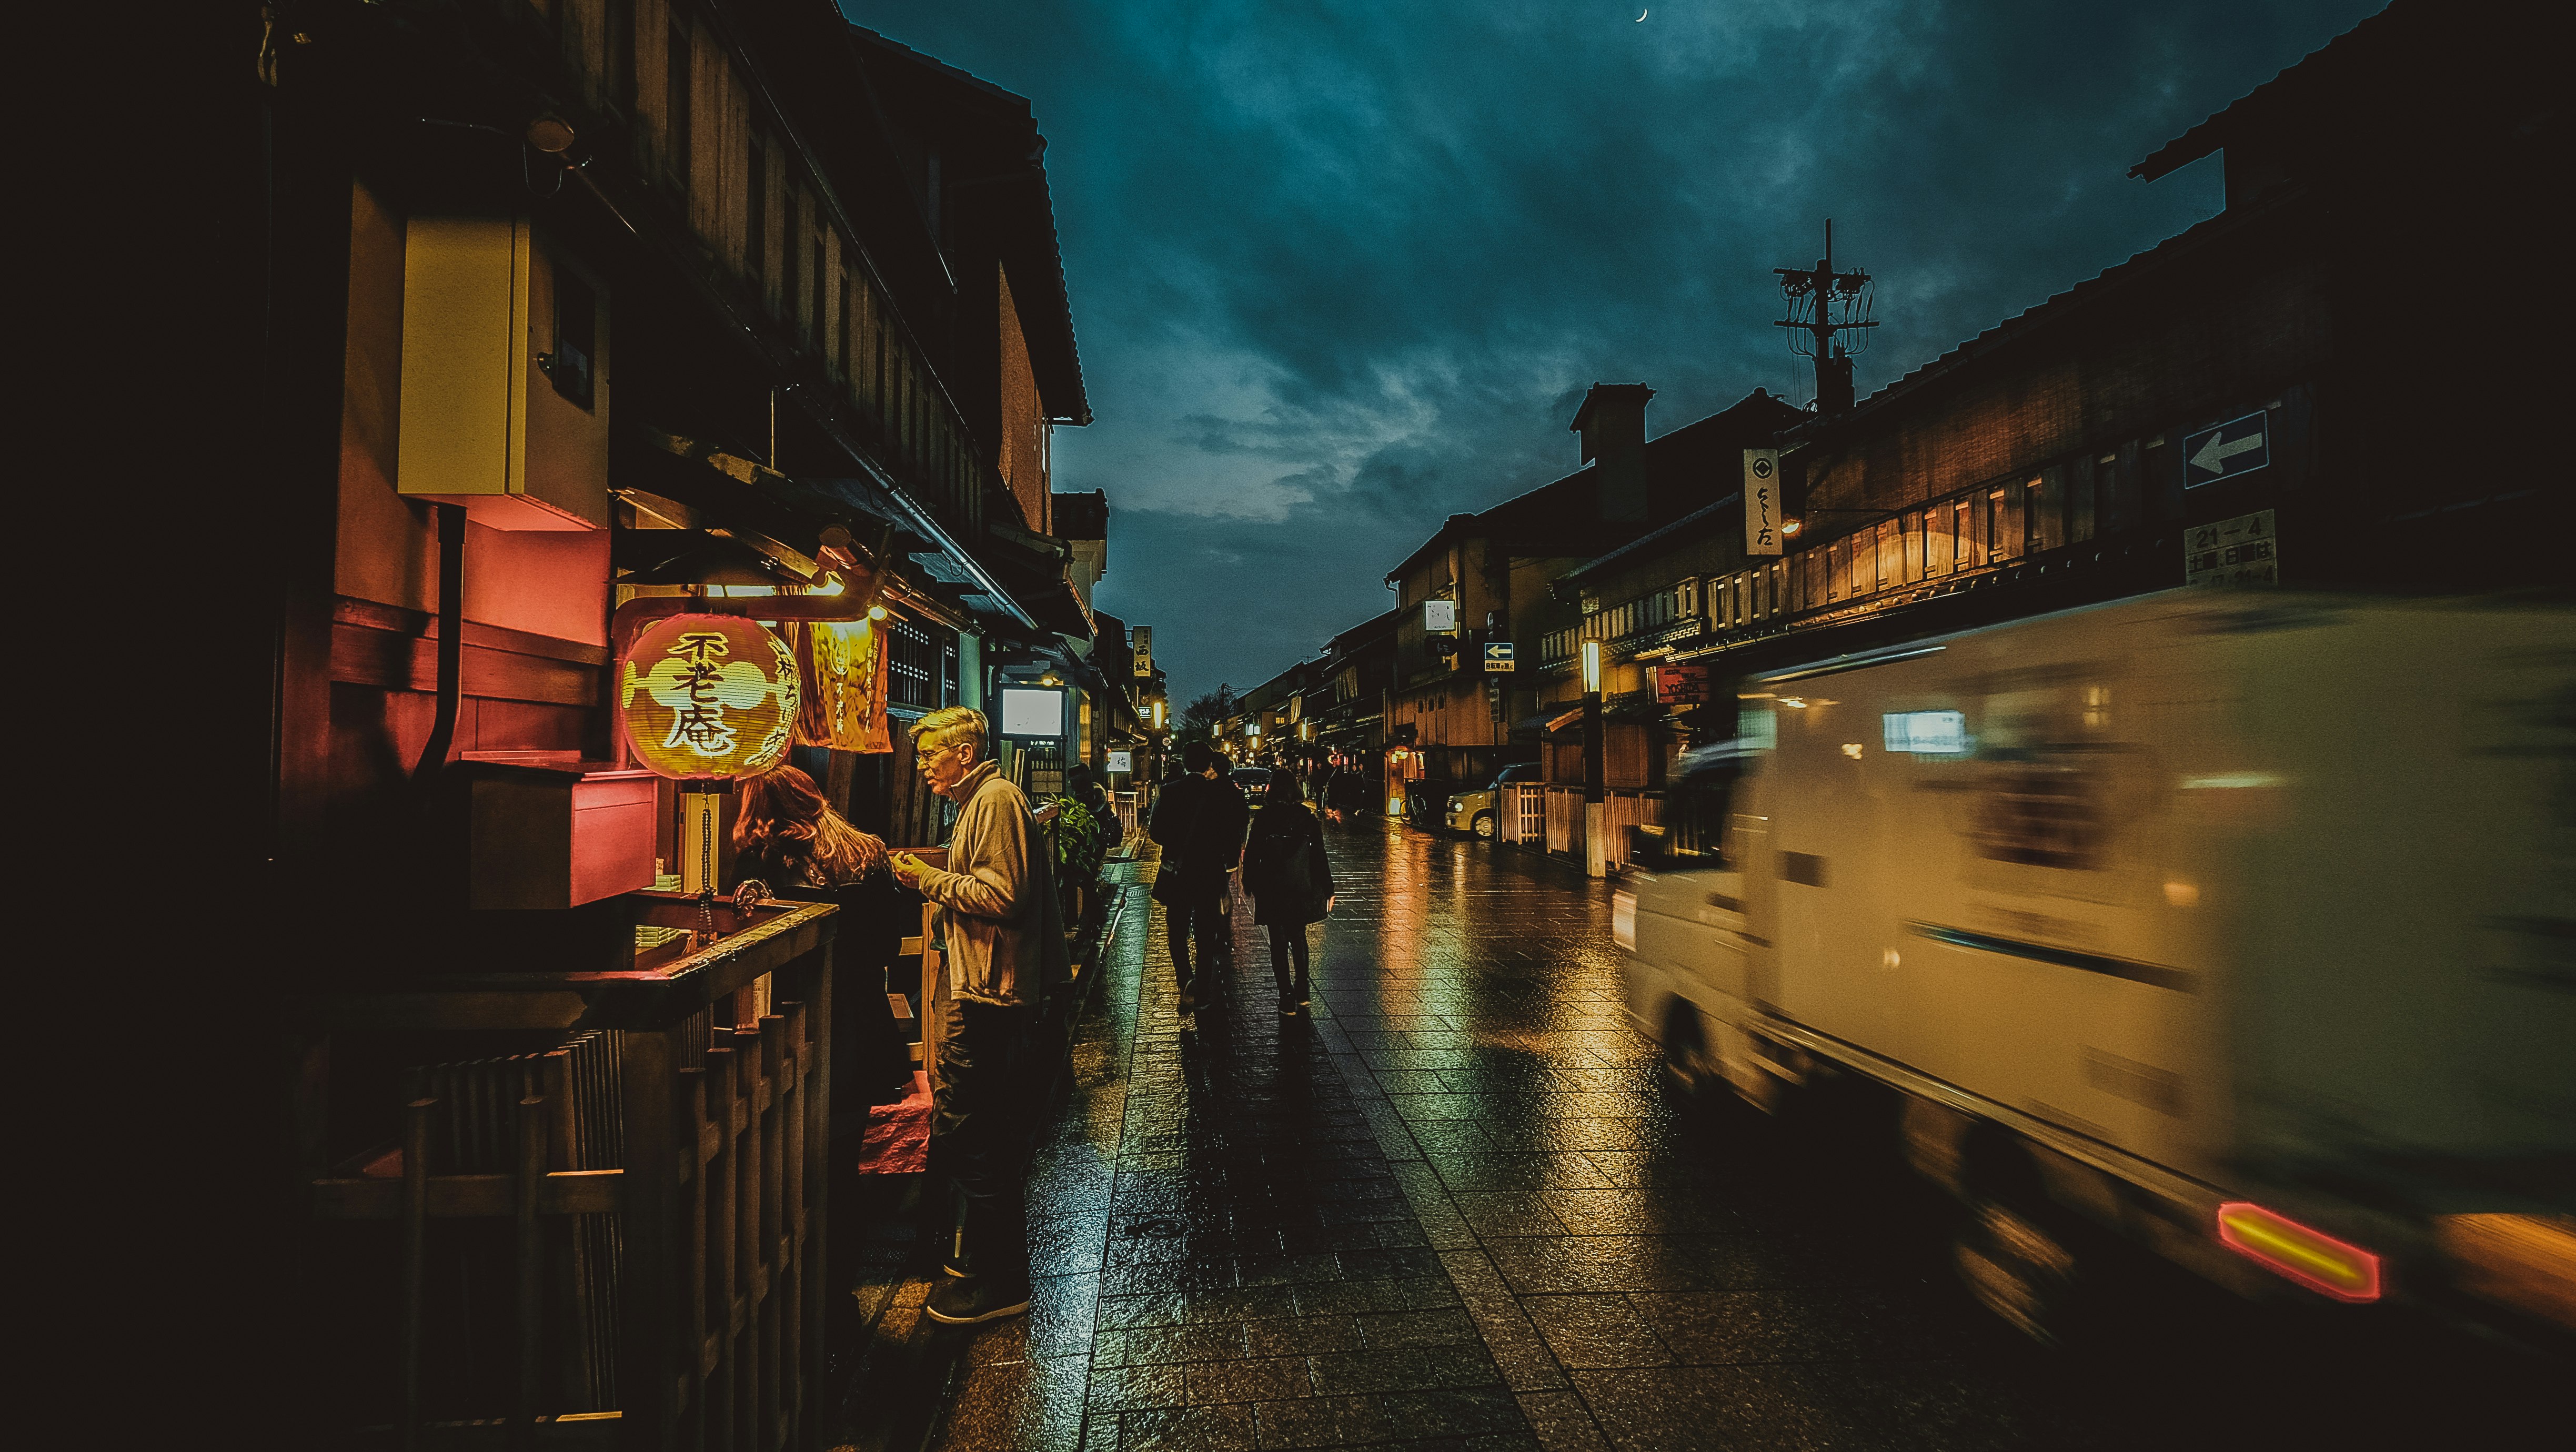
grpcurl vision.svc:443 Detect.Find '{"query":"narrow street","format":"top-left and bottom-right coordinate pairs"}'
top-left (214, 6), bottom-right (2568, 1443)
top-left (826, 822), bottom-right (2548, 1452)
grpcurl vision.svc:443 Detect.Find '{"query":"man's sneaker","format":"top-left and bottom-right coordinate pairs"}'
top-left (924, 1273), bottom-right (1030, 1325)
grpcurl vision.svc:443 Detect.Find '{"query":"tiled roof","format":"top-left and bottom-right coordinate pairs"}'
top-left (1557, 495), bottom-right (1740, 586)
top-left (1803, 2), bottom-right (2444, 439)
top-left (1790, 200), bottom-right (2273, 441)
top-left (1387, 390), bottom-right (1803, 581)
top-left (2129, 1), bottom-right (2421, 182)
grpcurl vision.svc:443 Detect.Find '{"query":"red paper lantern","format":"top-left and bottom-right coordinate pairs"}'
top-left (620, 614), bottom-right (801, 780)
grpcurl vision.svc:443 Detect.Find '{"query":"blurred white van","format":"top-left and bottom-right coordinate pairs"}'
top-left (1618, 589), bottom-right (2574, 1344)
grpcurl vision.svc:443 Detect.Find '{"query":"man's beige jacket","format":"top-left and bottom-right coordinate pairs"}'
top-left (913, 761), bottom-right (1069, 1007)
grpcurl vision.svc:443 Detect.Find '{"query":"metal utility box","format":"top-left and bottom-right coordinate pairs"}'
top-left (461, 754), bottom-right (659, 909)
top-left (397, 216), bottom-right (610, 530)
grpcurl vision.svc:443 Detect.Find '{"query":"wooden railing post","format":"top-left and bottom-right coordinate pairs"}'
top-left (731, 1033), bottom-right (760, 1451)
top-left (794, 943), bottom-right (832, 1451)
top-left (513, 1090), bottom-right (546, 1449)
top-left (704, 1040), bottom-right (739, 1451)
top-left (617, 1027), bottom-right (679, 1446)
top-left (676, 1065), bottom-right (709, 1449)
top-left (776, 1000), bottom-right (807, 1448)
top-left (399, 1093), bottom-right (433, 1452)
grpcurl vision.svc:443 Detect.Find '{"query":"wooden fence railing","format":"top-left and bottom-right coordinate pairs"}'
top-left (301, 892), bottom-right (839, 1450)
top-left (1532, 785), bottom-right (1662, 867)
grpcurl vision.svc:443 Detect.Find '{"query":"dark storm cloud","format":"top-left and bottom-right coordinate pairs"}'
top-left (843, 0), bottom-right (2386, 701)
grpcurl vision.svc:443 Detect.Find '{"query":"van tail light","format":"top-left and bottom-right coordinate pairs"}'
top-left (2217, 1202), bottom-right (2382, 1302)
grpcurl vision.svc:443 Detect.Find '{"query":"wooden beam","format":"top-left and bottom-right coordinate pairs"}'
top-left (312, 1168), bottom-right (623, 1220)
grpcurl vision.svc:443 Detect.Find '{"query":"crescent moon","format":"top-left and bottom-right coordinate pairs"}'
top-left (1637, 7), bottom-right (1649, 18)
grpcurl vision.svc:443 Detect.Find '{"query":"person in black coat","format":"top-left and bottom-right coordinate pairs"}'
top-left (1243, 763), bottom-right (1335, 1015)
top-left (732, 765), bottom-right (914, 1107)
top-left (1148, 740), bottom-right (1250, 1016)
top-left (1326, 761), bottom-right (1371, 818)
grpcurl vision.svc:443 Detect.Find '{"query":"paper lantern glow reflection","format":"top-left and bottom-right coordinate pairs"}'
top-left (621, 615), bottom-right (801, 779)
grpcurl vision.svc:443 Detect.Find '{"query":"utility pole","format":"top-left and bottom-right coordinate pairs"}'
top-left (1775, 219), bottom-right (1877, 415)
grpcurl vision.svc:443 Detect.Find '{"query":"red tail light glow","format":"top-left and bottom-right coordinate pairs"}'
top-left (2217, 1202), bottom-right (2382, 1302)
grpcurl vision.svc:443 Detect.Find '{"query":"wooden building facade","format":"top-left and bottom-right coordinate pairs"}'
top-left (214, 3), bottom-right (1128, 1445)
top-left (1670, 0), bottom-right (2561, 692)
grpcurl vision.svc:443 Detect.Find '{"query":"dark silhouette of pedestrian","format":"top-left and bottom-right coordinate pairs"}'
top-left (1148, 740), bottom-right (1249, 1019)
top-left (732, 765), bottom-right (913, 1105)
top-left (1326, 759), bottom-right (1372, 819)
top-left (1243, 763), bottom-right (1335, 1016)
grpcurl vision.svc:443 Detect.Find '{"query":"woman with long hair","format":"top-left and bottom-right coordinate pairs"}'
top-left (732, 764), bottom-right (908, 1104)
top-left (1242, 763), bottom-right (1335, 1016)
top-left (734, 764), bottom-right (888, 889)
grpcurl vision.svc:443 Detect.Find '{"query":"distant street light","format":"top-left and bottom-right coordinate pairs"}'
top-left (1581, 639), bottom-right (1606, 879)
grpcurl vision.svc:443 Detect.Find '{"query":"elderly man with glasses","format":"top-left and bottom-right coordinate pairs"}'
top-left (889, 706), bottom-right (1070, 1324)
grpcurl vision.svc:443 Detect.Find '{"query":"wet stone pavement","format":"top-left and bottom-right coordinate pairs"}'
top-left (826, 820), bottom-right (2551, 1452)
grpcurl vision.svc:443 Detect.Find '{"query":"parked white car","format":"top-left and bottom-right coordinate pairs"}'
top-left (1617, 589), bottom-right (2575, 1345)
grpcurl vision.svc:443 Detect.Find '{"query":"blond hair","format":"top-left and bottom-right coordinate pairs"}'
top-left (911, 705), bottom-right (989, 762)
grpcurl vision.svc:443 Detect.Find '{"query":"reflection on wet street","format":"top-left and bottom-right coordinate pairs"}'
top-left (827, 821), bottom-right (2551, 1452)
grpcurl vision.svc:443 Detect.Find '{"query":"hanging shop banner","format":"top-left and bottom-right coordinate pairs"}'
top-left (1743, 450), bottom-right (1784, 556)
top-left (1655, 663), bottom-right (1712, 704)
top-left (621, 614), bottom-right (801, 780)
top-left (789, 618), bottom-right (893, 754)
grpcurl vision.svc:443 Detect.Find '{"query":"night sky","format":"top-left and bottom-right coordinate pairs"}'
top-left (842, 1), bottom-right (2386, 708)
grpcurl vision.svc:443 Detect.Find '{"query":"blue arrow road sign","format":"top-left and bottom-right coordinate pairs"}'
top-left (2183, 412), bottom-right (2269, 487)
top-left (1484, 641), bottom-right (1515, 672)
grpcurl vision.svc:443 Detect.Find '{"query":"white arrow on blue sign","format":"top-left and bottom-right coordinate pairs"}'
top-left (1484, 641), bottom-right (1515, 673)
top-left (2183, 411), bottom-right (2269, 486)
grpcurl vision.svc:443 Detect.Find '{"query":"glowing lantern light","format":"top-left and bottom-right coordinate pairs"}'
top-left (621, 614), bottom-right (801, 780)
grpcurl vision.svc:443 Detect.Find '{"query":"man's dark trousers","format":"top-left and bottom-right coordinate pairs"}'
top-left (928, 994), bottom-right (1037, 1287)
top-left (1165, 888), bottom-right (1226, 996)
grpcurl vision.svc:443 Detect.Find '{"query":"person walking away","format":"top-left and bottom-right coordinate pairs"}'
top-left (1329, 760), bottom-right (1370, 819)
top-left (1143, 759), bottom-right (1179, 828)
top-left (1147, 740), bottom-right (1248, 1019)
top-left (888, 707), bottom-right (1070, 1325)
top-left (1242, 763), bottom-right (1334, 1015)
top-left (732, 765), bottom-right (912, 1105)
